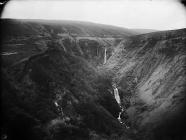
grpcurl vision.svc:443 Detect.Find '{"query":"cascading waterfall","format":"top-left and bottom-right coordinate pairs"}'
top-left (113, 86), bottom-right (121, 104)
top-left (54, 101), bottom-right (64, 116)
top-left (118, 108), bottom-right (129, 129)
top-left (103, 47), bottom-right (107, 64)
top-left (113, 84), bottom-right (129, 129)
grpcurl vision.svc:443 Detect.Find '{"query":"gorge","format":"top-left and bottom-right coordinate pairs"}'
top-left (1, 19), bottom-right (186, 140)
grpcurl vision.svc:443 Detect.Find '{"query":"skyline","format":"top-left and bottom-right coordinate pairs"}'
top-left (1, 0), bottom-right (186, 30)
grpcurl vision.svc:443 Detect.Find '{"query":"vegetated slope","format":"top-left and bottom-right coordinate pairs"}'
top-left (104, 28), bottom-right (186, 140)
top-left (131, 28), bottom-right (157, 35)
top-left (1, 19), bottom-right (137, 37)
top-left (1, 19), bottom-right (136, 67)
top-left (1, 19), bottom-right (136, 140)
top-left (2, 40), bottom-right (128, 140)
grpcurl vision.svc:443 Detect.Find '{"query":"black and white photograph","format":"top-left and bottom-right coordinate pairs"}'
top-left (1, 0), bottom-right (186, 140)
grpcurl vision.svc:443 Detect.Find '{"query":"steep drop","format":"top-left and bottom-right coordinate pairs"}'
top-left (104, 28), bottom-right (186, 140)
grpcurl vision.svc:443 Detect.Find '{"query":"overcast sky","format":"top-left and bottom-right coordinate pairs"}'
top-left (1, 0), bottom-right (186, 30)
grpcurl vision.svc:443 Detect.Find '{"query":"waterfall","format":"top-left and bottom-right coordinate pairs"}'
top-left (104, 47), bottom-right (107, 64)
top-left (118, 108), bottom-right (124, 122)
top-left (113, 87), bottom-right (121, 104)
top-left (54, 101), bottom-right (64, 116)
top-left (112, 84), bottom-right (130, 129)
top-left (54, 101), bottom-right (59, 107)
top-left (117, 108), bottom-right (130, 128)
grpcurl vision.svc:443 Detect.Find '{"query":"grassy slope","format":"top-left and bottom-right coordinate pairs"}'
top-left (1, 19), bottom-right (136, 68)
top-left (104, 28), bottom-right (186, 139)
top-left (131, 28), bottom-right (157, 35)
top-left (1, 19), bottom-right (135, 140)
top-left (1, 18), bottom-right (137, 37)
top-left (2, 40), bottom-right (126, 139)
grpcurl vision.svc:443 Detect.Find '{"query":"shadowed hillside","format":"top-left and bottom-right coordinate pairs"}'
top-left (1, 19), bottom-right (136, 140)
top-left (2, 41), bottom-right (127, 139)
top-left (1, 19), bottom-right (137, 67)
top-left (1, 19), bottom-right (137, 38)
top-left (1, 19), bottom-right (186, 140)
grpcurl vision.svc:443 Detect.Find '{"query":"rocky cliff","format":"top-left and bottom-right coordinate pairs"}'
top-left (1, 19), bottom-right (136, 67)
top-left (104, 28), bottom-right (186, 140)
top-left (1, 19), bottom-right (186, 140)
top-left (1, 19), bottom-right (136, 140)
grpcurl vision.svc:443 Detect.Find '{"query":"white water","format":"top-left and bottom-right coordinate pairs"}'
top-left (113, 87), bottom-right (120, 104)
top-left (54, 101), bottom-right (59, 107)
top-left (104, 47), bottom-right (107, 64)
top-left (54, 101), bottom-right (64, 116)
top-left (113, 86), bottom-right (130, 129)
top-left (118, 108), bottom-right (130, 129)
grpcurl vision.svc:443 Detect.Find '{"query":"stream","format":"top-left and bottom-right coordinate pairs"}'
top-left (53, 84), bottom-right (130, 129)
top-left (113, 85), bottom-right (130, 129)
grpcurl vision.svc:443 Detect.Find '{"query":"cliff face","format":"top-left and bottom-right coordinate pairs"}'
top-left (2, 41), bottom-right (126, 140)
top-left (2, 18), bottom-right (186, 140)
top-left (104, 28), bottom-right (186, 139)
top-left (1, 19), bottom-right (134, 140)
top-left (1, 19), bottom-right (129, 67)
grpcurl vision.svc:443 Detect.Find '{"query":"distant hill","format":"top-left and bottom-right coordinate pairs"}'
top-left (0, 18), bottom-right (138, 67)
top-left (1, 18), bottom-right (137, 38)
top-left (131, 28), bottom-right (157, 34)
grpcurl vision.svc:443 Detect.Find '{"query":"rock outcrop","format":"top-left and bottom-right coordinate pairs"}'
top-left (1, 19), bottom-right (132, 67)
top-left (2, 18), bottom-right (186, 140)
top-left (104, 28), bottom-right (186, 139)
top-left (1, 18), bottom-right (133, 139)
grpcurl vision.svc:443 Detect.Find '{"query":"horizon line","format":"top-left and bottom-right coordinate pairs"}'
top-left (0, 17), bottom-right (162, 31)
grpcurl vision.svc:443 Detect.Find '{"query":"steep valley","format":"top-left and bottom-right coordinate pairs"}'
top-left (1, 19), bottom-right (186, 140)
top-left (104, 28), bottom-right (186, 140)
top-left (1, 19), bottom-right (131, 67)
top-left (1, 19), bottom-right (134, 140)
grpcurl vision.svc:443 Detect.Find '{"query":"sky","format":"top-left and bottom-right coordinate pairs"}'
top-left (1, 0), bottom-right (186, 30)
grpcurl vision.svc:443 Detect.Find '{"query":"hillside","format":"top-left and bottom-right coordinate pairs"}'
top-left (104, 28), bottom-right (186, 140)
top-left (131, 28), bottom-right (157, 35)
top-left (1, 18), bottom-right (186, 140)
top-left (1, 19), bottom-right (136, 140)
top-left (1, 19), bottom-right (138, 67)
top-left (1, 19), bottom-right (137, 37)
